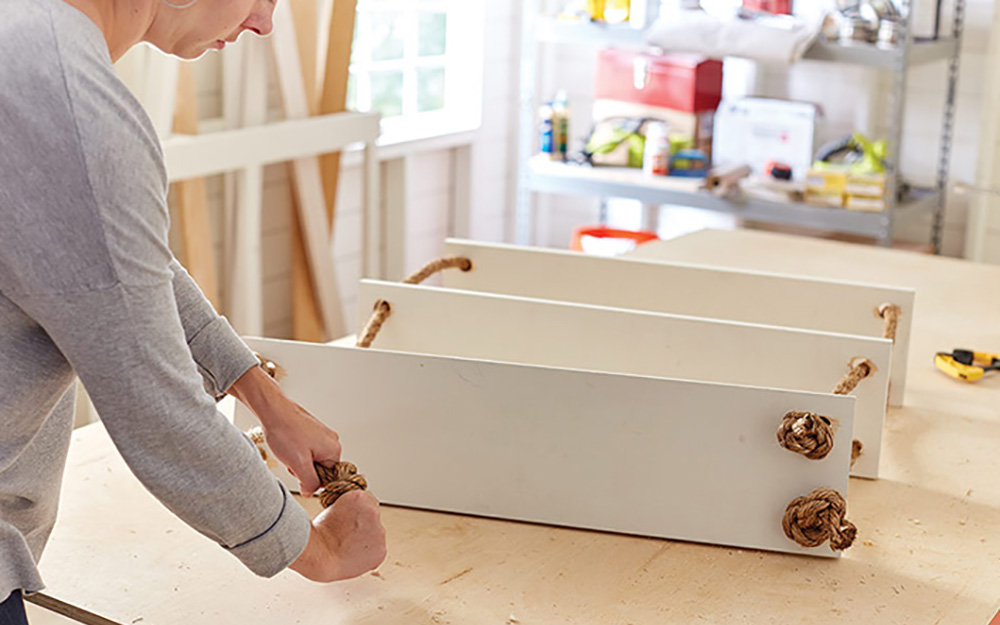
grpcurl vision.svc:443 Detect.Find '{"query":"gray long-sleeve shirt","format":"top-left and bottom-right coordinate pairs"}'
top-left (0, 0), bottom-right (311, 599)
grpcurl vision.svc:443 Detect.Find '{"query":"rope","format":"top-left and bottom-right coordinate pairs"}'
top-left (254, 352), bottom-right (286, 381)
top-left (356, 256), bottom-right (473, 349)
top-left (782, 488), bottom-right (857, 551)
top-left (832, 357), bottom-right (876, 395)
top-left (877, 303), bottom-right (901, 342)
top-left (776, 411), bottom-right (835, 460)
top-left (851, 440), bottom-right (863, 468)
top-left (247, 427), bottom-right (368, 508)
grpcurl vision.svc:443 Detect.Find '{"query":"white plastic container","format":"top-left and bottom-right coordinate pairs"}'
top-left (642, 120), bottom-right (670, 176)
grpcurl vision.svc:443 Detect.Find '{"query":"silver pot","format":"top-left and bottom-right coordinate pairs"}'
top-left (839, 15), bottom-right (877, 43)
top-left (877, 18), bottom-right (904, 47)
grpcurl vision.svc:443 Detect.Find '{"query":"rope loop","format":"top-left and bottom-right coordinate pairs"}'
top-left (876, 303), bottom-right (901, 342)
top-left (782, 488), bottom-right (857, 551)
top-left (356, 256), bottom-right (472, 348)
top-left (832, 357), bottom-right (877, 395)
top-left (776, 411), bottom-right (835, 460)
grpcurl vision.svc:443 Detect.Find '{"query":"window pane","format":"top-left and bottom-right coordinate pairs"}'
top-left (371, 70), bottom-right (404, 117)
top-left (346, 73), bottom-right (358, 111)
top-left (417, 66), bottom-right (446, 112)
top-left (371, 11), bottom-right (404, 62)
top-left (418, 12), bottom-right (447, 57)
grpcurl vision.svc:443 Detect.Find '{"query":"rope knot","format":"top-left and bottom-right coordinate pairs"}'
top-left (777, 411), bottom-right (835, 460)
top-left (782, 488), bottom-right (857, 551)
top-left (248, 427), bottom-right (368, 508)
top-left (315, 462), bottom-right (368, 508)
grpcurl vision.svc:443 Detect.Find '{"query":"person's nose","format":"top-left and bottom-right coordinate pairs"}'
top-left (245, 2), bottom-right (275, 37)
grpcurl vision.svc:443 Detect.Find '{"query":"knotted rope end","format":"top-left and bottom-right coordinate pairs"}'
top-left (783, 488), bottom-right (857, 552)
top-left (777, 411), bottom-right (836, 460)
top-left (254, 353), bottom-right (287, 381)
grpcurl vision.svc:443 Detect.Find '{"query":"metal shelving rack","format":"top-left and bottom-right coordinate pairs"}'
top-left (515, 0), bottom-right (966, 253)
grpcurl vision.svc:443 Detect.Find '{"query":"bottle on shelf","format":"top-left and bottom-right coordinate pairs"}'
top-left (642, 120), bottom-right (670, 176)
top-left (551, 90), bottom-right (571, 162)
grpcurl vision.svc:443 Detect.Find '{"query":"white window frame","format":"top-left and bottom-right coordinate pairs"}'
top-left (350, 0), bottom-right (484, 146)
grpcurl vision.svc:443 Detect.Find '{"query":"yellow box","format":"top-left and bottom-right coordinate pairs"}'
top-left (806, 169), bottom-right (848, 195)
top-left (805, 192), bottom-right (846, 208)
top-left (846, 196), bottom-right (887, 212)
top-left (846, 173), bottom-right (887, 198)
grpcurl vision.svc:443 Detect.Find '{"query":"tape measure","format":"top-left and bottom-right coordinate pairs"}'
top-left (934, 349), bottom-right (1000, 382)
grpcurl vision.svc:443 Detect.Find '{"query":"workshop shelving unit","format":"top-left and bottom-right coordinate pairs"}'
top-left (515, 0), bottom-right (966, 253)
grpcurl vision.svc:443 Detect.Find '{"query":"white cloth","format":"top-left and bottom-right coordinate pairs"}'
top-left (646, 9), bottom-right (824, 65)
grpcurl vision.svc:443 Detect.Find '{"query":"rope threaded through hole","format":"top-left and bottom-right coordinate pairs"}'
top-left (783, 488), bottom-right (857, 551)
top-left (877, 303), bottom-right (901, 341)
top-left (356, 256), bottom-right (473, 348)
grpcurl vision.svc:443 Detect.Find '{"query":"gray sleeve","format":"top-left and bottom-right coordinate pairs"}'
top-left (0, 11), bottom-right (311, 577)
top-left (169, 259), bottom-right (260, 400)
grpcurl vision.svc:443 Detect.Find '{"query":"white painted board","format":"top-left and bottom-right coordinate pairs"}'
top-left (441, 239), bottom-right (915, 407)
top-left (357, 281), bottom-right (891, 479)
top-left (236, 338), bottom-right (856, 557)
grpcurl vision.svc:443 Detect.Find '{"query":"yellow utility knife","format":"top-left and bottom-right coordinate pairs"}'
top-left (935, 349), bottom-right (1000, 382)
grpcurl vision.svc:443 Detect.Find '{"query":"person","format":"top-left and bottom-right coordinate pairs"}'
top-left (0, 0), bottom-right (387, 620)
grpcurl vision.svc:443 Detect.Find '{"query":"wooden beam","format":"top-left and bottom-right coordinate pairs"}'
top-left (272, 0), bottom-right (347, 340)
top-left (291, 0), bottom-right (359, 340)
top-left (170, 62), bottom-right (220, 308)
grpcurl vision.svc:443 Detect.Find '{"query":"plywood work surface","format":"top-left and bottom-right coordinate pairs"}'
top-left (33, 229), bottom-right (1000, 624)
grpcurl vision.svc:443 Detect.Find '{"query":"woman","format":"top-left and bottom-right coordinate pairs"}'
top-left (0, 0), bottom-right (386, 620)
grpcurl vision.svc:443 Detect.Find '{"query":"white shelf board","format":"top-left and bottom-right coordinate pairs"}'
top-left (535, 16), bottom-right (959, 69)
top-left (527, 156), bottom-right (938, 238)
top-left (802, 38), bottom-right (960, 70)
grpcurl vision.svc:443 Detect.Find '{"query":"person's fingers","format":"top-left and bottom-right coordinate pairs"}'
top-left (296, 460), bottom-right (321, 498)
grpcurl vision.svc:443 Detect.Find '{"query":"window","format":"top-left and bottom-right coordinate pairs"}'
top-left (348, 0), bottom-right (484, 144)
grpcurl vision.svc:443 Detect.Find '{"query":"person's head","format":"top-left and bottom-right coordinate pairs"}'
top-left (144, 0), bottom-right (276, 59)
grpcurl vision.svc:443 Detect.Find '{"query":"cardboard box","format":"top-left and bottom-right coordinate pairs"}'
top-left (713, 98), bottom-right (821, 181)
top-left (593, 99), bottom-right (714, 157)
top-left (594, 50), bottom-right (723, 114)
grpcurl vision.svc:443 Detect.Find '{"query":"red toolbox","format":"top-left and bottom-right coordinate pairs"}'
top-left (594, 49), bottom-right (723, 114)
top-left (743, 0), bottom-right (792, 14)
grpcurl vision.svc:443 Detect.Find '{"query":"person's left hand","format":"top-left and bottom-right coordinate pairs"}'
top-left (258, 397), bottom-right (342, 497)
top-left (229, 366), bottom-right (342, 496)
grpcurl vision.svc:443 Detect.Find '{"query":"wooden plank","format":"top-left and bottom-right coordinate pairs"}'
top-left (237, 338), bottom-right (855, 558)
top-left (272, 0), bottom-right (346, 340)
top-left (32, 230), bottom-right (1000, 625)
top-left (356, 281), bottom-right (891, 478)
top-left (441, 239), bottom-right (915, 407)
top-left (291, 0), bottom-right (359, 339)
top-left (170, 62), bottom-right (220, 308)
top-left (288, 0), bottom-right (323, 342)
top-left (162, 112), bottom-right (380, 181)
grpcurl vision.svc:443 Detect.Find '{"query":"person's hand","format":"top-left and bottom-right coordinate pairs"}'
top-left (259, 398), bottom-right (342, 497)
top-left (289, 490), bottom-right (387, 582)
top-left (228, 366), bottom-right (342, 496)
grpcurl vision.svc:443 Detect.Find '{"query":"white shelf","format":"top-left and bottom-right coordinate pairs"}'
top-left (527, 156), bottom-right (937, 238)
top-left (535, 16), bottom-right (959, 69)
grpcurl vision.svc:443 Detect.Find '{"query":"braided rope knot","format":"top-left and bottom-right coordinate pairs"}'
top-left (783, 488), bottom-right (857, 551)
top-left (777, 411), bottom-right (835, 460)
top-left (315, 462), bottom-right (369, 508)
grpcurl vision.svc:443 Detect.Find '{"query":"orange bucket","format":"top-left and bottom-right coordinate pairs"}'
top-left (570, 225), bottom-right (659, 255)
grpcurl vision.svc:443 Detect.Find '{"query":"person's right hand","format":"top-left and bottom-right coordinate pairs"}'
top-left (289, 490), bottom-right (387, 582)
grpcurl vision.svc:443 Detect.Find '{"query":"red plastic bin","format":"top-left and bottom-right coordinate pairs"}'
top-left (594, 50), bottom-right (723, 114)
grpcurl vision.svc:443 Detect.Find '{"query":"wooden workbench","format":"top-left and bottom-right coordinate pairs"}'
top-left (31, 229), bottom-right (1000, 624)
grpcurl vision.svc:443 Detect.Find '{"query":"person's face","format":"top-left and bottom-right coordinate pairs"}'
top-left (151, 0), bottom-right (276, 60)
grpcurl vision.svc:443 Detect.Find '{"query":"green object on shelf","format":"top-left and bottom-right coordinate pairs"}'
top-left (584, 120), bottom-right (645, 168)
top-left (813, 132), bottom-right (887, 175)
